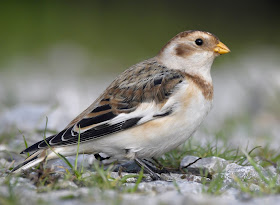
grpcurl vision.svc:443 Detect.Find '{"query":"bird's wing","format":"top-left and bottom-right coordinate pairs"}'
top-left (22, 58), bottom-right (187, 154)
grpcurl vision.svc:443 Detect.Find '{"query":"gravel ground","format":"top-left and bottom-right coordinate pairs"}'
top-left (0, 47), bottom-right (280, 204)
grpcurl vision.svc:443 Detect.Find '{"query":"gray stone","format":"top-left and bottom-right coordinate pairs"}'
top-left (57, 179), bottom-right (78, 189)
top-left (265, 165), bottom-right (280, 184)
top-left (10, 176), bottom-right (37, 190)
top-left (128, 180), bottom-right (204, 195)
top-left (220, 163), bottom-right (270, 187)
top-left (181, 156), bottom-right (229, 175)
top-left (46, 154), bottom-right (94, 172)
top-left (180, 156), bottom-right (200, 167)
top-left (113, 160), bottom-right (142, 173)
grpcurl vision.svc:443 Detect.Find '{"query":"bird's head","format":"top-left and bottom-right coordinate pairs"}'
top-left (157, 30), bottom-right (230, 81)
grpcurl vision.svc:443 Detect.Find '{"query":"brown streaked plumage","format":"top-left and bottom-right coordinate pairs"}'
top-left (70, 58), bottom-right (186, 129)
top-left (19, 58), bottom-right (188, 151)
top-left (12, 30), bottom-right (230, 177)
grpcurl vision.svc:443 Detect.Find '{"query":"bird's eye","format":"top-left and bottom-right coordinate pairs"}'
top-left (195, 38), bottom-right (203, 46)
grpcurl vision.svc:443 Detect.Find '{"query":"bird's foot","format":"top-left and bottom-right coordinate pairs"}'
top-left (134, 158), bottom-right (164, 181)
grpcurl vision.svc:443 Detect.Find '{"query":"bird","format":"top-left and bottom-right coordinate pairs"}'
top-left (12, 30), bottom-right (230, 179)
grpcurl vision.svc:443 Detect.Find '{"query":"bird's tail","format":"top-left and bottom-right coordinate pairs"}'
top-left (11, 150), bottom-right (47, 173)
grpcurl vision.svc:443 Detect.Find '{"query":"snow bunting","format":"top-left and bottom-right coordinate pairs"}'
top-left (12, 30), bottom-right (230, 179)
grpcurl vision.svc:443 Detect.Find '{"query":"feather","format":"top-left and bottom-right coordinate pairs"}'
top-left (20, 58), bottom-right (185, 154)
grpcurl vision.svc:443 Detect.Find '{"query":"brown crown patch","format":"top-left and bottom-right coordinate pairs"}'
top-left (158, 30), bottom-right (220, 56)
top-left (158, 31), bottom-right (194, 55)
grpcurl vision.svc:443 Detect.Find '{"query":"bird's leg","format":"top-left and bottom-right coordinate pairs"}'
top-left (134, 158), bottom-right (161, 180)
top-left (151, 157), bottom-right (171, 174)
top-left (151, 157), bottom-right (162, 168)
top-left (118, 165), bottom-right (123, 177)
top-left (142, 158), bottom-right (170, 174)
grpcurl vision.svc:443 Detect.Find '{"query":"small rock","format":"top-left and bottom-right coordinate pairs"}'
top-left (113, 160), bottom-right (141, 173)
top-left (110, 171), bottom-right (154, 182)
top-left (46, 154), bottom-right (93, 172)
top-left (220, 163), bottom-right (269, 187)
top-left (10, 176), bottom-right (37, 190)
top-left (266, 165), bottom-right (280, 184)
top-left (57, 179), bottom-right (78, 189)
top-left (135, 180), bottom-right (204, 195)
top-left (136, 181), bottom-right (175, 193)
top-left (180, 156), bottom-right (200, 167)
top-left (235, 192), bottom-right (253, 202)
top-left (81, 171), bottom-right (91, 178)
top-left (180, 156), bottom-right (229, 176)
top-left (249, 184), bottom-right (261, 192)
top-left (86, 154), bottom-right (96, 166)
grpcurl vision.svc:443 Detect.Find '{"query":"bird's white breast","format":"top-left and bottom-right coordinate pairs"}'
top-left (79, 79), bottom-right (213, 159)
top-left (131, 80), bottom-right (213, 157)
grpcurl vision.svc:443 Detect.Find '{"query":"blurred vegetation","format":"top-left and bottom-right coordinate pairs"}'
top-left (0, 1), bottom-right (279, 74)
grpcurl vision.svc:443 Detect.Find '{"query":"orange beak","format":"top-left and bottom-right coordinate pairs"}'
top-left (214, 41), bottom-right (231, 54)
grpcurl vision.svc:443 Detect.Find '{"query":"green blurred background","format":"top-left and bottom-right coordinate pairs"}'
top-left (0, 1), bottom-right (279, 75)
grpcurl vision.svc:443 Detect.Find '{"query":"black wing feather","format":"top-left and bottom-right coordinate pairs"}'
top-left (77, 112), bottom-right (116, 129)
top-left (21, 117), bottom-right (142, 154)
